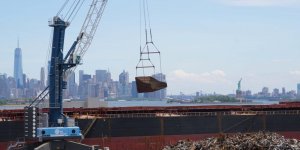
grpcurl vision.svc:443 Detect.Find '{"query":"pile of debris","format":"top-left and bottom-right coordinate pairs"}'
top-left (163, 132), bottom-right (300, 150)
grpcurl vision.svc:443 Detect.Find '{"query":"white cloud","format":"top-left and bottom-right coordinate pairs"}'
top-left (166, 69), bottom-right (233, 94)
top-left (168, 69), bottom-right (229, 84)
top-left (219, 0), bottom-right (300, 7)
top-left (271, 59), bottom-right (291, 63)
top-left (211, 70), bottom-right (226, 77)
top-left (290, 70), bottom-right (300, 75)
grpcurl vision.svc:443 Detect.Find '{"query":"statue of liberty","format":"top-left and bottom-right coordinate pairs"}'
top-left (238, 78), bottom-right (242, 91)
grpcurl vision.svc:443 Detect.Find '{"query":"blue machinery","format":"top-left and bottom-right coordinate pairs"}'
top-left (25, 16), bottom-right (82, 140)
top-left (48, 17), bottom-right (70, 127)
top-left (36, 127), bottom-right (81, 138)
top-left (39, 16), bottom-right (81, 139)
top-left (25, 0), bottom-right (108, 141)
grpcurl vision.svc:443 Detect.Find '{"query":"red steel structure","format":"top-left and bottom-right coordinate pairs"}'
top-left (1, 101), bottom-right (300, 149)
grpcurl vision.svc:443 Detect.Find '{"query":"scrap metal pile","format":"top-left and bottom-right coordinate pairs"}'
top-left (163, 132), bottom-right (300, 150)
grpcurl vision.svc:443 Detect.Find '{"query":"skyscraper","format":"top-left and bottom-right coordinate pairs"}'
top-left (297, 84), bottom-right (300, 98)
top-left (79, 70), bottom-right (84, 85)
top-left (0, 74), bottom-right (9, 99)
top-left (67, 71), bottom-right (77, 98)
top-left (118, 70), bottom-right (130, 97)
top-left (78, 73), bottom-right (91, 99)
top-left (14, 40), bottom-right (24, 88)
top-left (119, 70), bottom-right (129, 85)
top-left (46, 61), bottom-right (51, 86)
top-left (262, 87), bottom-right (269, 97)
top-left (282, 87), bottom-right (286, 96)
top-left (95, 70), bottom-right (107, 83)
top-left (272, 88), bottom-right (279, 97)
top-left (131, 81), bottom-right (138, 98)
top-left (40, 67), bottom-right (45, 90)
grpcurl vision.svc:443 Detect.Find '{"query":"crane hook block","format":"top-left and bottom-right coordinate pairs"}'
top-left (135, 76), bottom-right (167, 93)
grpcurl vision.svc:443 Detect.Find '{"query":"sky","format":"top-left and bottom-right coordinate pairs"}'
top-left (1, 0), bottom-right (300, 95)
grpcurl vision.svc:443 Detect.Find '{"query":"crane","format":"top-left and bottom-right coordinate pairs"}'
top-left (24, 0), bottom-right (166, 144)
top-left (24, 0), bottom-right (108, 141)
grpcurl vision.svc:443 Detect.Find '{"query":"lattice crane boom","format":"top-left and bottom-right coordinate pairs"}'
top-left (65, 0), bottom-right (108, 77)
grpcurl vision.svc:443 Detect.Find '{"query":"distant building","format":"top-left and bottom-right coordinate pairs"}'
top-left (287, 90), bottom-right (297, 99)
top-left (196, 92), bottom-right (200, 97)
top-left (282, 87), bottom-right (286, 96)
top-left (88, 84), bottom-right (99, 98)
top-left (79, 70), bottom-right (84, 85)
top-left (40, 67), bottom-right (45, 90)
top-left (22, 74), bottom-right (27, 89)
top-left (131, 81), bottom-right (138, 98)
top-left (110, 81), bottom-right (119, 98)
top-left (106, 71), bottom-right (112, 82)
top-left (78, 74), bottom-right (91, 99)
top-left (261, 87), bottom-right (270, 97)
top-left (67, 71), bottom-right (77, 98)
top-left (272, 88), bottom-right (279, 97)
top-left (245, 90), bottom-right (252, 97)
top-left (95, 70), bottom-right (107, 83)
top-left (118, 70), bottom-right (130, 97)
top-left (14, 40), bottom-right (24, 88)
top-left (144, 73), bottom-right (167, 99)
top-left (0, 74), bottom-right (9, 99)
top-left (262, 87), bottom-right (268, 94)
top-left (82, 74), bottom-right (91, 81)
top-left (297, 84), bottom-right (300, 98)
top-left (27, 78), bottom-right (40, 98)
top-left (47, 61), bottom-right (51, 86)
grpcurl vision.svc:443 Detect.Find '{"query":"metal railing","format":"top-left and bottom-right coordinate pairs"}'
top-left (72, 109), bottom-right (300, 119)
top-left (1, 109), bottom-right (300, 121)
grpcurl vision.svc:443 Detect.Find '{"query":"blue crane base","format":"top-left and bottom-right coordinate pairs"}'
top-left (36, 126), bottom-right (82, 141)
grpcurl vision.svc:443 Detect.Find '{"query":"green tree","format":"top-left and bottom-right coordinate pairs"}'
top-left (194, 95), bottom-right (238, 103)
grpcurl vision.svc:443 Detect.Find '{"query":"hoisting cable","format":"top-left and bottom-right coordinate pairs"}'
top-left (144, 0), bottom-right (155, 70)
top-left (69, 0), bottom-right (85, 23)
top-left (148, 0), bottom-right (163, 75)
top-left (135, 0), bottom-right (167, 93)
top-left (145, 0), bottom-right (153, 42)
top-left (138, 0), bottom-right (143, 76)
top-left (56, 0), bottom-right (70, 17)
top-left (63, 0), bottom-right (78, 20)
top-left (143, 0), bottom-right (148, 44)
top-left (144, 0), bottom-right (163, 79)
top-left (137, 0), bottom-right (158, 75)
top-left (142, 0), bottom-right (148, 76)
top-left (66, 0), bottom-right (83, 22)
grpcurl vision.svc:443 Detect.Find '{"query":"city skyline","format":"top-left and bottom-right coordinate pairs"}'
top-left (2, 57), bottom-right (300, 95)
top-left (2, 67), bottom-right (300, 97)
top-left (1, 1), bottom-right (300, 94)
top-left (0, 68), bottom-right (168, 99)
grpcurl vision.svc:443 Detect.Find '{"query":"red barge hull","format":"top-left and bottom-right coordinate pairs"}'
top-left (0, 101), bottom-right (300, 149)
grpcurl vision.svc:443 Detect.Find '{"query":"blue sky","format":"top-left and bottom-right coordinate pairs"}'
top-left (1, 0), bottom-right (300, 95)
